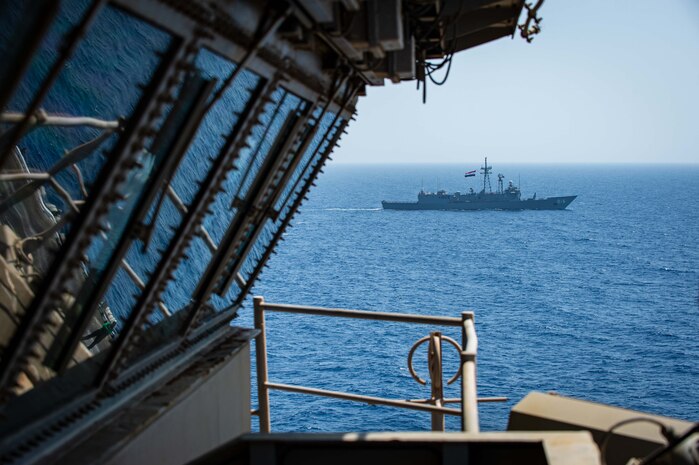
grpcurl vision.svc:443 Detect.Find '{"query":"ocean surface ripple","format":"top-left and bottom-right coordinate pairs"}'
top-left (238, 163), bottom-right (699, 432)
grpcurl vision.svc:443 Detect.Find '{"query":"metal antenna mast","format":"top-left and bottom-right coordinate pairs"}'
top-left (480, 157), bottom-right (492, 193)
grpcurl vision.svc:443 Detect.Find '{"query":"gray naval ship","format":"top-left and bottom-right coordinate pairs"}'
top-left (382, 157), bottom-right (577, 211)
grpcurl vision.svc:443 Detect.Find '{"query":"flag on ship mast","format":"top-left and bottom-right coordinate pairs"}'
top-left (464, 170), bottom-right (476, 178)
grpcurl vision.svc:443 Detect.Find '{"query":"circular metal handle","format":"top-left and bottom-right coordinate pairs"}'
top-left (407, 335), bottom-right (462, 386)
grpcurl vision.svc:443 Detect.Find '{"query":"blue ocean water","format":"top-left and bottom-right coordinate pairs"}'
top-left (238, 163), bottom-right (699, 432)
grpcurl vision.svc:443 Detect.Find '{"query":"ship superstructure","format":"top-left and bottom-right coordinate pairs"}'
top-left (383, 157), bottom-right (577, 210)
top-left (0, 1), bottom-right (695, 465)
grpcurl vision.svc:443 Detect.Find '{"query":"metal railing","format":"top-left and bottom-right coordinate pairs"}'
top-left (253, 296), bottom-right (501, 433)
top-left (0, 111), bottom-right (177, 319)
top-left (0, 110), bottom-right (247, 319)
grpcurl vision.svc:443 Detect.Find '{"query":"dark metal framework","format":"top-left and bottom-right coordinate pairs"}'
top-left (0, 0), bottom-right (533, 459)
top-left (233, 85), bottom-right (357, 305)
top-left (0, 28), bottom-right (190, 397)
top-left (0, 0), bottom-right (358, 446)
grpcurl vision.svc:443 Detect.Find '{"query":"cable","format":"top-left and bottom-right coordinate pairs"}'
top-left (417, 7), bottom-right (460, 99)
top-left (638, 422), bottom-right (699, 465)
top-left (426, 54), bottom-right (453, 86)
top-left (600, 417), bottom-right (675, 465)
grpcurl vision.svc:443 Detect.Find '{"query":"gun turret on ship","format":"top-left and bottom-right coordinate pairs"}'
top-left (382, 157), bottom-right (577, 211)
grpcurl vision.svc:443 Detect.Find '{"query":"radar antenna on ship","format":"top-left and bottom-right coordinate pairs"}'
top-left (497, 173), bottom-right (505, 194)
top-left (480, 157), bottom-right (492, 193)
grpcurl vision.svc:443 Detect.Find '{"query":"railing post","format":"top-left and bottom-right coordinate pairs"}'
top-left (428, 332), bottom-right (445, 431)
top-left (460, 313), bottom-right (467, 432)
top-left (460, 311), bottom-right (479, 433)
top-left (254, 296), bottom-right (271, 433)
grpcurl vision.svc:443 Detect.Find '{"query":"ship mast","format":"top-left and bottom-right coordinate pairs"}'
top-left (480, 157), bottom-right (492, 193)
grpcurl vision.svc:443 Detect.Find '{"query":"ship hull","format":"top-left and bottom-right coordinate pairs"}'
top-left (382, 195), bottom-right (577, 211)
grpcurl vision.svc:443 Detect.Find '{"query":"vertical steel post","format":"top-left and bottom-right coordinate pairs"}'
top-left (428, 331), bottom-right (444, 431)
top-left (461, 312), bottom-right (467, 432)
top-left (460, 311), bottom-right (479, 433)
top-left (254, 296), bottom-right (271, 433)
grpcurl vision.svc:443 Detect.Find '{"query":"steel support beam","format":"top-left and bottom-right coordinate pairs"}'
top-left (96, 76), bottom-right (278, 386)
top-left (52, 60), bottom-right (215, 374)
top-left (235, 82), bottom-right (360, 303)
top-left (0, 38), bottom-right (186, 397)
top-left (183, 99), bottom-right (315, 323)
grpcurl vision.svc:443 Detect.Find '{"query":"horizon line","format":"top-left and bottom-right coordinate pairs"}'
top-left (330, 160), bottom-right (699, 166)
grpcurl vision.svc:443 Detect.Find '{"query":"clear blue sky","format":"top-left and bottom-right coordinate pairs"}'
top-left (334, 0), bottom-right (699, 164)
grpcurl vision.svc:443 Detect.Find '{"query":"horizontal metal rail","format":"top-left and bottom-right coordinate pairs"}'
top-left (253, 296), bottom-right (481, 434)
top-left (165, 184), bottom-right (247, 290)
top-left (261, 302), bottom-right (463, 326)
top-left (0, 111), bottom-right (119, 129)
top-left (0, 173), bottom-right (51, 182)
top-left (1, 159), bottom-right (173, 320)
top-left (407, 397), bottom-right (507, 404)
top-left (265, 382), bottom-right (461, 416)
top-left (120, 260), bottom-right (171, 318)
